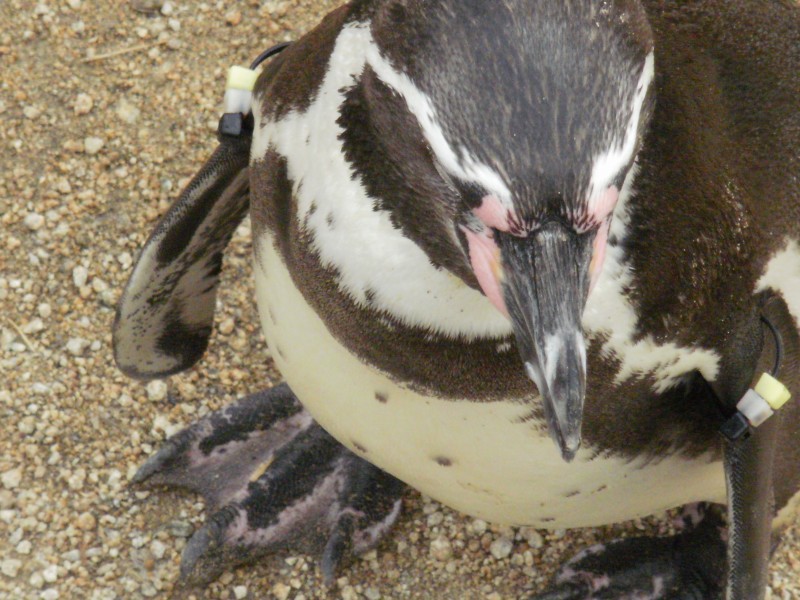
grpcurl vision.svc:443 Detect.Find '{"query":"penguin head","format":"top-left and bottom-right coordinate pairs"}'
top-left (372, 0), bottom-right (655, 460)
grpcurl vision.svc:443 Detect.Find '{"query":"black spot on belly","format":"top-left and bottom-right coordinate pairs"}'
top-left (540, 517), bottom-right (555, 523)
top-left (434, 456), bottom-right (453, 467)
top-left (594, 484), bottom-right (608, 494)
top-left (375, 392), bottom-right (388, 404)
top-left (326, 212), bottom-right (335, 228)
top-left (308, 201), bottom-right (317, 215)
top-left (352, 441), bottom-right (368, 453)
top-left (565, 490), bottom-right (580, 498)
top-left (275, 346), bottom-right (286, 360)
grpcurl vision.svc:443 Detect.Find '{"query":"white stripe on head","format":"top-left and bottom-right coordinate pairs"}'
top-left (251, 22), bottom-right (512, 340)
top-left (364, 40), bottom-right (512, 205)
top-left (588, 52), bottom-right (655, 205)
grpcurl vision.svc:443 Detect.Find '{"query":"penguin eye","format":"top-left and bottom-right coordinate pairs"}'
top-left (453, 180), bottom-right (486, 210)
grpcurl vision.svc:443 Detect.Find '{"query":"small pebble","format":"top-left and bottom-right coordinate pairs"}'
top-left (218, 317), bottom-right (235, 335)
top-left (115, 98), bottom-right (140, 125)
top-left (29, 572), bottom-right (44, 589)
top-left (66, 337), bottom-right (89, 356)
top-left (430, 536), bottom-right (452, 561)
top-left (146, 379), bottom-right (168, 402)
top-left (225, 9), bottom-right (242, 26)
top-left (490, 537), bottom-right (514, 560)
top-left (1, 558), bottom-right (22, 577)
top-left (72, 266), bottom-right (89, 288)
top-left (84, 137), bottom-right (104, 155)
top-left (77, 511), bottom-right (97, 530)
top-left (74, 93), bottom-right (93, 115)
top-left (23, 213), bottom-right (45, 231)
top-left (520, 528), bottom-right (544, 549)
top-left (1, 468), bottom-right (22, 489)
top-left (167, 520), bottom-right (193, 538)
top-left (271, 582), bottom-right (290, 600)
top-left (150, 539), bottom-right (166, 560)
top-left (233, 585), bottom-right (248, 599)
top-left (42, 564), bottom-right (58, 583)
top-left (23, 105), bottom-right (41, 120)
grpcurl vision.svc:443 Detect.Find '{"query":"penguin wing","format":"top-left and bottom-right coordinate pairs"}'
top-left (113, 136), bottom-right (250, 379)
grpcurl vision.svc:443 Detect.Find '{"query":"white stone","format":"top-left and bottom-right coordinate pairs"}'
top-left (146, 380), bottom-right (168, 402)
top-left (233, 586), bottom-right (248, 600)
top-left (489, 536), bottom-right (513, 560)
top-left (38, 303), bottom-right (52, 318)
top-left (65, 338), bottom-right (89, 356)
top-left (74, 93), bottom-right (93, 115)
top-left (22, 319), bottom-right (44, 334)
top-left (471, 519), bottom-right (487, 536)
top-left (23, 213), bottom-right (45, 231)
top-left (72, 266), bottom-right (89, 288)
top-left (42, 564), bottom-right (58, 583)
top-left (115, 98), bottom-right (140, 125)
top-left (429, 536), bottom-right (452, 561)
top-left (150, 539), bottom-right (166, 560)
top-left (56, 179), bottom-right (72, 194)
top-left (1, 558), bottom-right (22, 577)
top-left (16, 540), bottom-right (32, 555)
top-left (23, 105), bottom-right (41, 120)
top-left (1, 468), bottom-right (22, 489)
top-left (84, 137), bottom-right (104, 155)
top-left (520, 528), bottom-right (544, 549)
top-left (271, 583), bottom-right (291, 600)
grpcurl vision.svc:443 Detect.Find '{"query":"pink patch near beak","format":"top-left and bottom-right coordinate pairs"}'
top-left (461, 226), bottom-right (508, 316)
top-left (589, 220), bottom-right (610, 293)
top-left (473, 194), bottom-right (512, 231)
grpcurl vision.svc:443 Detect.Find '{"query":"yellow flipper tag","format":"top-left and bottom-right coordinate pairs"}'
top-left (754, 373), bottom-right (791, 411)
top-left (227, 65), bottom-right (259, 92)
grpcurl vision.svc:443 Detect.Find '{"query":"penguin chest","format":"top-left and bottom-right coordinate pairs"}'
top-left (253, 237), bottom-right (725, 527)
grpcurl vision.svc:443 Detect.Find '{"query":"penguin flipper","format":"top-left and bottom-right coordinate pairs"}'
top-left (132, 384), bottom-right (405, 585)
top-left (532, 504), bottom-right (726, 599)
top-left (113, 136), bottom-right (251, 379)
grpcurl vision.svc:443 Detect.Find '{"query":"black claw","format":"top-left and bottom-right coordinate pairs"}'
top-left (131, 441), bottom-right (181, 484)
top-left (321, 514), bottom-right (356, 585)
top-left (180, 522), bottom-right (215, 581)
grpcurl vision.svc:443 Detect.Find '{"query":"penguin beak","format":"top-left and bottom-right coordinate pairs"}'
top-left (496, 222), bottom-right (593, 462)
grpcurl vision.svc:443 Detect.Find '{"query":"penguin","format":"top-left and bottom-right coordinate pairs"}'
top-left (113, 0), bottom-right (800, 597)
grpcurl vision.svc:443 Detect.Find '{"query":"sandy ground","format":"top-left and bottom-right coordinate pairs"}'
top-left (0, 1), bottom-right (799, 599)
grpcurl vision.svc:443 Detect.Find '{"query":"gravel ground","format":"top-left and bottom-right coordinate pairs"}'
top-left (1, 1), bottom-right (798, 599)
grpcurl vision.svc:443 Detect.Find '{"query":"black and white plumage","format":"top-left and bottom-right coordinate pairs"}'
top-left (113, 0), bottom-right (800, 597)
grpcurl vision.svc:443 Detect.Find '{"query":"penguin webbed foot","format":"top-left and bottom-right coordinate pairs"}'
top-left (132, 383), bottom-right (405, 585)
top-left (531, 504), bottom-right (726, 600)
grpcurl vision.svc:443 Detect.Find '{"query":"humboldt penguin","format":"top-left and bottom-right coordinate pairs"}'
top-left (113, 0), bottom-right (800, 597)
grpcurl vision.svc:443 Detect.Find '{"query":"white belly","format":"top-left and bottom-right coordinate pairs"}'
top-left (253, 236), bottom-right (726, 527)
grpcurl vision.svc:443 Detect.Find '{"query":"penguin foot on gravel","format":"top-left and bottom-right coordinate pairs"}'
top-left (132, 384), bottom-right (404, 585)
top-left (533, 504), bottom-right (727, 600)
